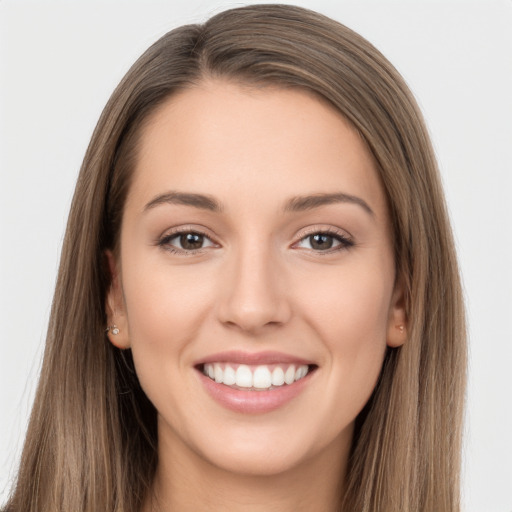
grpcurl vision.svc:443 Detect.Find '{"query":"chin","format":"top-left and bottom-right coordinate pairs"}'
top-left (204, 446), bottom-right (310, 477)
top-left (190, 420), bottom-right (347, 478)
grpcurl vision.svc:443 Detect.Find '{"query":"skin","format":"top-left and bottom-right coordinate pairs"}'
top-left (106, 80), bottom-right (407, 511)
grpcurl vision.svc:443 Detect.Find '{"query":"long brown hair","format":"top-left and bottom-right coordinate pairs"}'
top-left (4, 4), bottom-right (466, 511)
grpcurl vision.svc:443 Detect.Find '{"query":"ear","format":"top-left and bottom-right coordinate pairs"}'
top-left (105, 250), bottom-right (130, 349)
top-left (386, 276), bottom-right (407, 348)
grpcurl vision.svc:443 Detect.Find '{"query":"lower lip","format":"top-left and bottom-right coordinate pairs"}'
top-left (197, 369), bottom-right (315, 414)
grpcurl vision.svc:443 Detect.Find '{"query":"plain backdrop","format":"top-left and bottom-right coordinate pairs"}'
top-left (1, 1), bottom-right (511, 510)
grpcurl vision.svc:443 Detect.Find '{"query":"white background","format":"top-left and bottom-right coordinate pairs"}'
top-left (1, 1), bottom-right (511, 510)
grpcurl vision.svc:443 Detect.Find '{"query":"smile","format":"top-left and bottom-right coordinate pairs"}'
top-left (195, 351), bottom-right (318, 414)
top-left (202, 362), bottom-right (311, 390)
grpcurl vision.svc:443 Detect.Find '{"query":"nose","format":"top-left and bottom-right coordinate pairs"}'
top-left (216, 242), bottom-right (292, 334)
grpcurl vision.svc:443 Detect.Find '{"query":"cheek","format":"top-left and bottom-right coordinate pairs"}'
top-left (119, 255), bottom-right (218, 404)
top-left (294, 261), bottom-right (392, 406)
top-left (297, 258), bottom-right (393, 342)
top-left (123, 262), bottom-right (216, 346)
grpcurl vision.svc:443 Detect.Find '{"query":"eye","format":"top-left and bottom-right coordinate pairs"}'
top-left (158, 229), bottom-right (216, 254)
top-left (294, 230), bottom-right (354, 252)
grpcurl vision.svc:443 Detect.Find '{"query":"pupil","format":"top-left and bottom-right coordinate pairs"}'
top-left (311, 234), bottom-right (333, 250)
top-left (181, 233), bottom-right (203, 250)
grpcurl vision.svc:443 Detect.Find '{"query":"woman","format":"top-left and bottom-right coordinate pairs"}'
top-left (3, 4), bottom-right (466, 511)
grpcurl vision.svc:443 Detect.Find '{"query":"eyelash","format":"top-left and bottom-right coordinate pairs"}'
top-left (157, 227), bottom-right (354, 256)
top-left (157, 228), bottom-right (217, 256)
top-left (295, 227), bottom-right (354, 255)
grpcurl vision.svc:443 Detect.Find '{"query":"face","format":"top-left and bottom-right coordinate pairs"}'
top-left (106, 80), bottom-right (406, 478)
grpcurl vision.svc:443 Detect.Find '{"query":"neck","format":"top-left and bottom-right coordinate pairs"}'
top-left (144, 425), bottom-right (351, 512)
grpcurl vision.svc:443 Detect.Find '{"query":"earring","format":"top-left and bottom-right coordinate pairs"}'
top-left (396, 324), bottom-right (405, 333)
top-left (106, 325), bottom-right (120, 335)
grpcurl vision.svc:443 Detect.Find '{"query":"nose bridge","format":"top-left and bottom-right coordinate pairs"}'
top-left (217, 234), bottom-right (290, 332)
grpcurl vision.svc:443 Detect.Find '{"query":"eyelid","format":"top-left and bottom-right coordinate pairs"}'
top-left (291, 225), bottom-right (355, 253)
top-left (294, 225), bottom-right (352, 240)
top-left (157, 225), bottom-right (219, 254)
top-left (156, 224), bottom-right (354, 255)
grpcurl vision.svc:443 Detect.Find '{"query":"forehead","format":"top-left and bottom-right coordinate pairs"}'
top-left (126, 80), bottom-right (387, 221)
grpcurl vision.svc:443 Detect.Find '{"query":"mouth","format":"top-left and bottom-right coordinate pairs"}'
top-left (197, 362), bottom-right (317, 391)
top-left (194, 351), bottom-right (318, 414)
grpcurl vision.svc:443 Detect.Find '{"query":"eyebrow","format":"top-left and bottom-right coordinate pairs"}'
top-left (143, 191), bottom-right (374, 216)
top-left (144, 191), bottom-right (223, 212)
top-left (283, 192), bottom-right (374, 216)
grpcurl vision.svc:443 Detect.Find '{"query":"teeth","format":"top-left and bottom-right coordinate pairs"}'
top-left (271, 367), bottom-right (285, 386)
top-left (295, 365), bottom-right (308, 380)
top-left (223, 364), bottom-right (236, 385)
top-left (203, 363), bottom-right (310, 390)
top-left (253, 366), bottom-right (272, 389)
top-left (214, 363), bottom-right (223, 383)
top-left (236, 365), bottom-right (253, 388)
top-left (284, 365), bottom-right (296, 385)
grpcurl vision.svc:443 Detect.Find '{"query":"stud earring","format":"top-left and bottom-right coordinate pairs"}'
top-left (106, 325), bottom-right (120, 335)
top-left (397, 324), bottom-right (405, 333)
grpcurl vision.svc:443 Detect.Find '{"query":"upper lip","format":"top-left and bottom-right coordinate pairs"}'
top-left (195, 350), bottom-right (315, 366)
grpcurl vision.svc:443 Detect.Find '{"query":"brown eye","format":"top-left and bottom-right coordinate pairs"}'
top-left (159, 230), bottom-right (216, 253)
top-left (180, 233), bottom-right (205, 250)
top-left (309, 234), bottom-right (334, 250)
top-left (295, 231), bottom-right (354, 252)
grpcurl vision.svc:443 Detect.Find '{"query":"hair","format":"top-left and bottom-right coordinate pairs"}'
top-left (4, 4), bottom-right (466, 512)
